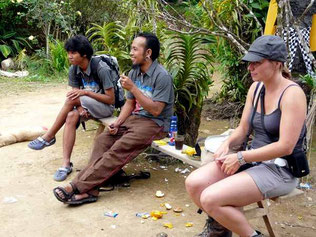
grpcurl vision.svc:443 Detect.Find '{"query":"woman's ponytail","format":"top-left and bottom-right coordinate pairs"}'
top-left (281, 63), bottom-right (292, 79)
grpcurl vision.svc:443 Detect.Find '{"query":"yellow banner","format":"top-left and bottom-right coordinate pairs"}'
top-left (311, 14), bottom-right (316, 51)
top-left (264, 0), bottom-right (277, 35)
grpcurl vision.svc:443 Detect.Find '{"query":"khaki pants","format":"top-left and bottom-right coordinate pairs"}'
top-left (72, 115), bottom-right (166, 195)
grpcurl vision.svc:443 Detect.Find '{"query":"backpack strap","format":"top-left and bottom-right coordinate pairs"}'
top-left (72, 65), bottom-right (83, 88)
top-left (90, 57), bottom-right (104, 93)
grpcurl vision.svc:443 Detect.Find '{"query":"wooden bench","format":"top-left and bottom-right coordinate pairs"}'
top-left (243, 188), bottom-right (304, 237)
top-left (96, 116), bottom-right (304, 237)
top-left (95, 116), bottom-right (203, 167)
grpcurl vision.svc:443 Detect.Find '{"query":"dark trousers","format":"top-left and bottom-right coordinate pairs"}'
top-left (72, 115), bottom-right (166, 195)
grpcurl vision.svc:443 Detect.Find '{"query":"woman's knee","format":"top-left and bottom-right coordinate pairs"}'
top-left (185, 171), bottom-right (203, 194)
top-left (65, 111), bottom-right (80, 125)
top-left (200, 189), bottom-right (220, 214)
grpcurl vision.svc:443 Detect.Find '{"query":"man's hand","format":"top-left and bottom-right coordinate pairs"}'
top-left (108, 122), bottom-right (120, 135)
top-left (77, 106), bottom-right (89, 119)
top-left (120, 75), bottom-right (135, 91)
top-left (215, 153), bottom-right (240, 176)
top-left (67, 89), bottom-right (87, 100)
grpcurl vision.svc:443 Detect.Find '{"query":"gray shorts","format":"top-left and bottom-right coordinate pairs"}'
top-left (79, 96), bottom-right (114, 119)
top-left (245, 162), bottom-right (298, 199)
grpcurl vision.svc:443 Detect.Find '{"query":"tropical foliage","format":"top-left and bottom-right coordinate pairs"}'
top-left (49, 40), bottom-right (69, 72)
top-left (86, 21), bottom-right (131, 73)
top-left (158, 0), bottom-right (269, 103)
top-left (0, 32), bottom-right (31, 59)
top-left (1, 0), bottom-right (313, 146)
top-left (0, 0), bottom-right (32, 59)
top-left (19, 0), bottom-right (79, 57)
top-left (165, 33), bottom-right (214, 145)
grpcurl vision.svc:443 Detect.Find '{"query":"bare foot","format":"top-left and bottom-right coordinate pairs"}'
top-left (69, 193), bottom-right (89, 201)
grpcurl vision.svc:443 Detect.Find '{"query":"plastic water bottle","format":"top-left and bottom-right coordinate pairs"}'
top-left (168, 116), bottom-right (178, 145)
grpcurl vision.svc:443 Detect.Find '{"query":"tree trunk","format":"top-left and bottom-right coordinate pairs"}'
top-left (177, 104), bottom-right (202, 147)
top-left (45, 22), bottom-right (51, 58)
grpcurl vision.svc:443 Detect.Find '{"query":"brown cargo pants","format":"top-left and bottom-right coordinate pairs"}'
top-left (71, 115), bottom-right (166, 195)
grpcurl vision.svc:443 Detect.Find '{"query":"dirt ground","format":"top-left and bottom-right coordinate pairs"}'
top-left (0, 82), bottom-right (315, 237)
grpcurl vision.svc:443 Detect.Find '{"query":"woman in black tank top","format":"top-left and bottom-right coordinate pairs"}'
top-left (186, 35), bottom-right (307, 237)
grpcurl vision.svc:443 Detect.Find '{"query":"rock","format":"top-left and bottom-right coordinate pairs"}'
top-left (0, 126), bottom-right (47, 147)
top-left (0, 69), bottom-right (29, 78)
top-left (1, 58), bottom-right (14, 71)
top-left (156, 232), bottom-right (168, 237)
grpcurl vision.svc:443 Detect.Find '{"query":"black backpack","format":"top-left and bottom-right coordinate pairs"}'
top-left (74, 55), bottom-right (125, 109)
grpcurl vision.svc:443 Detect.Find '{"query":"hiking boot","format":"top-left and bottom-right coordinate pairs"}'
top-left (253, 230), bottom-right (264, 236)
top-left (195, 216), bottom-right (232, 237)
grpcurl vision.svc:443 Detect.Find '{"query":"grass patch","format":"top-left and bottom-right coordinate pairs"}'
top-left (0, 55), bottom-right (68, 96)
top-left (0, 75), bottom-right (67, 97)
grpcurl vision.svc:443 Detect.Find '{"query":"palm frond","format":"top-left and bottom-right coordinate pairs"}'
top-left (165, 32), bottom-right (214, 116)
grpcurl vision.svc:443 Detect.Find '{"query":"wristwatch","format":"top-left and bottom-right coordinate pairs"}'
top-left (237, 151), bottom-right (247, 166)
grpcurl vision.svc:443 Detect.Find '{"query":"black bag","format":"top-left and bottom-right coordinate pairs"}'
top-left (74, 55), bottom-right (125, 109)
top-left (259, 86), bottom-right (310, 178)
top-left (283, 150), bottom-right (310, 178)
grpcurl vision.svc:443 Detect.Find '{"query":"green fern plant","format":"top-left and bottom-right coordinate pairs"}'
top-left (164, 33), bottom-right (214, 145)
top-left (49, 40), bottom-right (69, 72)
top-left (299, 74), bottom-right (315, 89)
top-left (86, 21), bottom-right (130, 72)
top-left (0, 32), bottom-right (31, 58)
top-left (15, 48), bottom-right (27, 70)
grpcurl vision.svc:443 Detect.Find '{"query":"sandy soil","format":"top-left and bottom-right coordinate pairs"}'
top-left (0, 83), bottom-right (315, 237)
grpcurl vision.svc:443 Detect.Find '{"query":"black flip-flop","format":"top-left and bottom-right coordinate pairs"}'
top-left (65, 194), bottom-right (98, 205)
top-left (53, 186), bottom-right (74, 203)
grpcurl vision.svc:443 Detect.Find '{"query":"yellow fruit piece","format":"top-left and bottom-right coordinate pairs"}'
top-left (153, 140), bottom-right (167, 146)
top-left (163, 223), bottom-right (173, 229)
top-left (185, 222), bottom-right (193, 227)
top-left (181, 146), bottom-right (196, 156)
top-left (150, 210), bottom-right (164, 219)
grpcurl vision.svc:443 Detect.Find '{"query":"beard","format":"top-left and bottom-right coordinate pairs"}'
top-left (131, 53), bottom-right (148, 69)
top-left (132, 63), bottom-right (140, 69)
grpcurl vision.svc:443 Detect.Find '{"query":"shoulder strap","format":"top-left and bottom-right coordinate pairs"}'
top-left (90, 56), bottom-right (103, 92)
top-left (73, 65), bottom-right (83, 88)
top-left (252, 82), bottom-right (261, 105)
top-left (249, 83), bottom-right (263, 132)
top-left (243, 83), bottom-right (264, 150)
top-left (277, 84), bottom-right (299, 109)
